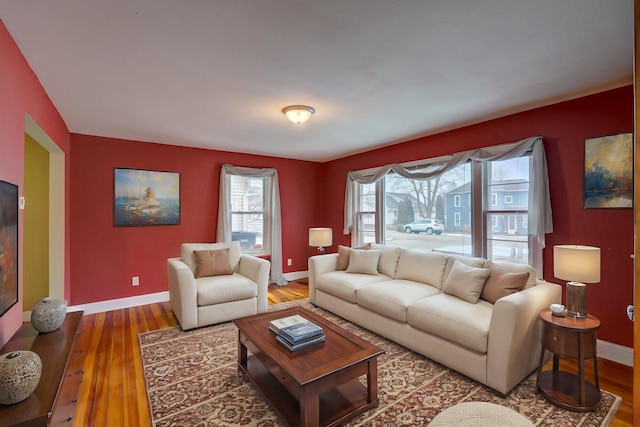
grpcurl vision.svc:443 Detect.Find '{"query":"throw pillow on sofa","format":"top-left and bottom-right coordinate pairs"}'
top-left (345, 249), bottom-right (381, 275)
top-left (480, 263), bottom-right (529, 304)
top-left (337, 243), bottom-right (372, 270)
top-left (193, 248), bottom-right (234, 278)
top-left (442, 260), bottom-right (491, 303)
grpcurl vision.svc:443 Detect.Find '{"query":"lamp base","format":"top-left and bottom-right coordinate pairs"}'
top-left (317, 247), bottom-right (326, 255)
top-left (566, 281), bottom-right (587, 318)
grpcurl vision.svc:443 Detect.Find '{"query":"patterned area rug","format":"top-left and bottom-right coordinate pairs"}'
top-left (139, 300), bottom-right (621, 426)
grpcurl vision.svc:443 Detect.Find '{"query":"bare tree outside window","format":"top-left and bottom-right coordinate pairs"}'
top-left (379, 163), bottom-right (471, 254)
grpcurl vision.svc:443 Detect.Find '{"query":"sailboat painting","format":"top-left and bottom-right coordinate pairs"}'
top-left (114, 168), bottom-right (180, 226)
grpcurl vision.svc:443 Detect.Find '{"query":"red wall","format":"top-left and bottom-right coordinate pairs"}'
top-left (69, 135), bottom-right (321, 305)
top-left (0, 20), bottom-right (70, 346)
top-left (320, 86), bottom-right (634, 347)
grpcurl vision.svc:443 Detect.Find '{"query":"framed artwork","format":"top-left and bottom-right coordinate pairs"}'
top-left (584, 132), bottom-right (633, 209)
top-left (114, 168), bottom-right (180, 226)
top-left (0, 179), bottom-right (18, 317)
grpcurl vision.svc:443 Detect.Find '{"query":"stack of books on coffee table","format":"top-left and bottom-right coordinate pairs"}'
top-left (270, 315), bottom-right (325, 351)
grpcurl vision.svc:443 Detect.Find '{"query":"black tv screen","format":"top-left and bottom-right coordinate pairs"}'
top-left (0, 179), bottom-right (18, 317)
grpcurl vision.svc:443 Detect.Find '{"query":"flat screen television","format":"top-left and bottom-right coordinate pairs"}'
top-left (0, 179), bottom-right (18, 317)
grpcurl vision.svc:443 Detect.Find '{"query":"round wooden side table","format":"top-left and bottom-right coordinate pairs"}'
top-left (536, 308), bottom-right (601, 411)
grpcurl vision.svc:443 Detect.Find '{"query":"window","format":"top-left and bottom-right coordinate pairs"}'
top-left (355, 182), bottom-right (377, 245)
top-left (484, 157), bottom-right (529, 264)
top-left (379, 162), bottom-right (471, 256)
top-left (218, 164), bottom-right (287, 285)
top-left (229, 175), bottom-right (265, 252)
top-left (345, 137), bottom-right (549, 275)
top-left (351, 154), bottom-right (530, 265)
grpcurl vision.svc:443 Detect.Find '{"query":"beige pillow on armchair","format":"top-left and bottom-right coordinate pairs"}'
top-left (193, 248), bottom-right (234, 278)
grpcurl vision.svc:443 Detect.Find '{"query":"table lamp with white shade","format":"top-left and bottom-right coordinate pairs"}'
top-left (309, 227), bottom-right (332, 255)
top-left (553, 245), bottom-right (601, 318)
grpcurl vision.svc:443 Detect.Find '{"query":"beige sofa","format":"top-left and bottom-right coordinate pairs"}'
top-left (308, 244), bottom-right (561, 395)
top-left (167, 242), bottom-right (271, 330)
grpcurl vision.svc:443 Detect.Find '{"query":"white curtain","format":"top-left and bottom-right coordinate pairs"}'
top-left (217, 164), bottom-right (287, 286)
top-left (343, 136), bottom-right (552, 276)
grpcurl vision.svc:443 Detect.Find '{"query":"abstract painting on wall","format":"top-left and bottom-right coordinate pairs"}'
top-left (114, 168), bottom-right (180, 226)
top-left (584, 132), bottom-right (633, 209)
top-left (0, 179), bottom-right (18, 317)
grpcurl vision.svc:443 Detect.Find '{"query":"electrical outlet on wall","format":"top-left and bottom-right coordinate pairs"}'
top-left (132, 276), bottom-right (140, 286)
top-left (287, 258), bottom-right (292, 266)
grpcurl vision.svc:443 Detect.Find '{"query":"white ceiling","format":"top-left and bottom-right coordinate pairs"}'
top-left (0, 1), bottom-right (633, 162)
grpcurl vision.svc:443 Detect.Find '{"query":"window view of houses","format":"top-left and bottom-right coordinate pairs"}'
top-left (230, 175), bottom-right (265, 250)
top-left (357, 157), bottom-right (530, 264)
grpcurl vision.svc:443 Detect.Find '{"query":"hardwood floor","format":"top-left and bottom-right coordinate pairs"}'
top-left (72, 280), bottom-right (632, 426)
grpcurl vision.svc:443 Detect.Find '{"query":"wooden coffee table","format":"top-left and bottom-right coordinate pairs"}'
top-left (234, 306), bottom-right (385, 427)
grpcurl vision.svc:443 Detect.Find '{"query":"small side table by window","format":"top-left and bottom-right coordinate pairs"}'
top-left (536, 308), bottom-right (601, 411)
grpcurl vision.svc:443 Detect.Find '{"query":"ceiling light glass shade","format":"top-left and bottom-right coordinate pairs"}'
top-left (282, 105), bottom-right (315, 124)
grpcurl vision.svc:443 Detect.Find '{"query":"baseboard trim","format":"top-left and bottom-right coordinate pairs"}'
top-left (597, 339), bottom-right (633, 366)
top-left (66, 291), bottom-right (170, 315)
top-left (283, 270), bottom-right (309, 282)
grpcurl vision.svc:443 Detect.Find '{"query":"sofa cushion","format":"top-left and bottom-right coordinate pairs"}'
top-left (488, 260), bottom-right (537, 288)
top-left (407, 293), bottom-right (493, 353)
top-left (371, 244), bottom-right (402, 278)
top-left (346, 249), bottom-right (381, 275)
top-left (443, 255), bottom-right (487, 283)
top-left (316, 271), bottom-right (390, 303)
top-left (181, 242), bottom-right (241, 274)
top-left (442, 260), bottom-right (491, 304)
top-left (196, 272), bottom-right (257, 306)
top-left (480, 263), bottom-right (529, 303)
top-left (357, 280), bottom-right (440, 322)
top-left (337, 243), bottom-right (372, 270)
top-left (395, 249), bottom-right (448, 289)
top-left (193, 248), bottom-right (234, 278)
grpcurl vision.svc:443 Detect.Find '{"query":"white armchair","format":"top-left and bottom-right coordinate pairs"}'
top-left (167, 241), bottom-right (270, 330)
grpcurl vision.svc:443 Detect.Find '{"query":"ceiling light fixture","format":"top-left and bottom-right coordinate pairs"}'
top-left (282, 105), bottom-right (315, 124)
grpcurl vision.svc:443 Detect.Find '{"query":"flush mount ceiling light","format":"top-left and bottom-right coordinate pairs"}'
top-left (281, 105), bottom-right (315, 124)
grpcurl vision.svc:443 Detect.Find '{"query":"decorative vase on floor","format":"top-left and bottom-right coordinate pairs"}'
top-left (0, 351), bottom-right (42, 405)
top-left (31, 297), bottom-right (67, 333)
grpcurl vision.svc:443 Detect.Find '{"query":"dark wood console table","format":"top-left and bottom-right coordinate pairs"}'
top-left (0, 310), bottom-right (84, 426)
top-left (536, 308), bottom-right (601, 411)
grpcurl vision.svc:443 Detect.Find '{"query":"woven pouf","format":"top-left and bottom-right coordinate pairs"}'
top-left (429, 402), bottom-right (534, 427)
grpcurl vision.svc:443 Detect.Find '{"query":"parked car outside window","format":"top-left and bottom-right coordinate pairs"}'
top-left (403, 219), bottom-right (444, 235)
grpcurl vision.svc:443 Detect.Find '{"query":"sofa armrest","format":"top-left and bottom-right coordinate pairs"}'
top-left (308, 254), bottom-right (338, 304)
top-left (238, 254), bottom-right (271, 314)
top-left (486, 280), bottom-right (562, 395)
top-left (167, 257), bottom-right (199, 330)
